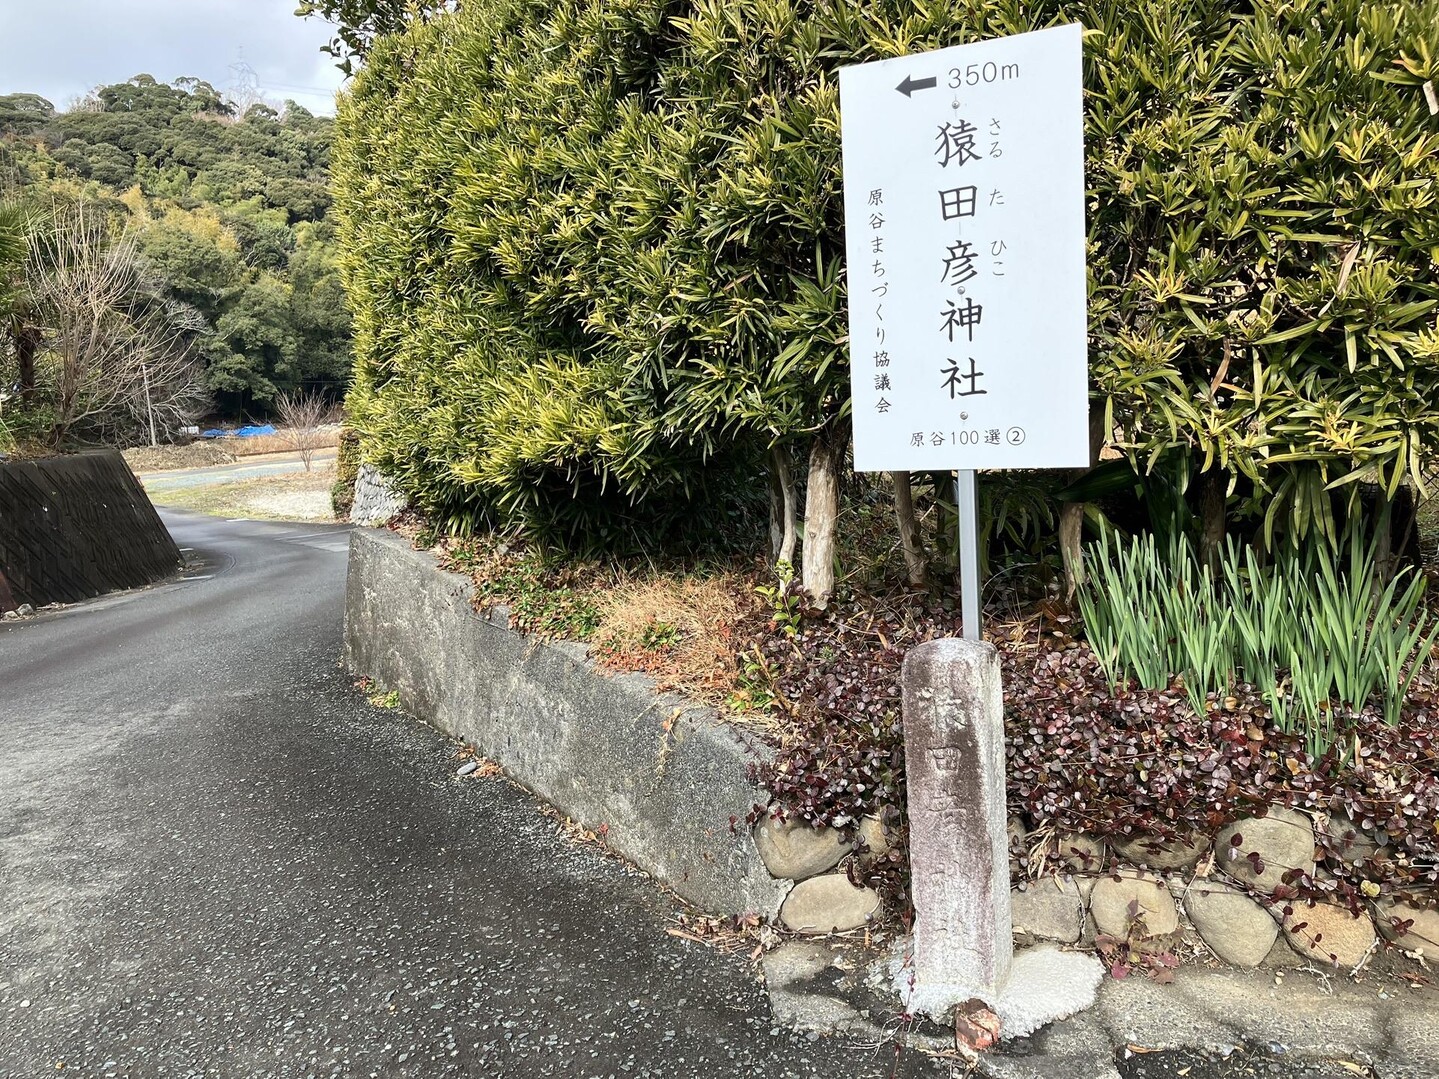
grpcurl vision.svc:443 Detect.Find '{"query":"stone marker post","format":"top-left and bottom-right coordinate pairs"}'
top-left (902, 638), bottom-right (1011, 1012)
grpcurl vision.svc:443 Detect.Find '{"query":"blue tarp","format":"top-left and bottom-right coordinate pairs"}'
top-left (200, 424), bottom-right (277, 439)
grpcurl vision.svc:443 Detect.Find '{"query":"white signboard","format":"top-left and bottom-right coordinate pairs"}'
top-left (839, 24), bottom-right (1088, 472)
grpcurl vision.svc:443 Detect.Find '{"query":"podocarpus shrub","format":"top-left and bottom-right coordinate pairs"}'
top-left (334, 0), bottom-right (1439, 556)
top-left (331, 426), bottom-right (361, 519)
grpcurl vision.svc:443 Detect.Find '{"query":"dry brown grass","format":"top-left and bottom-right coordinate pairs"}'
top-left (589, 574), bottom-right (758, 711)
top-left (123, 442), bottom-right (236, 472)
top-left (432, 532), bottom-right (778, 735)
top-left (222, 427), bottom-right (341, 457)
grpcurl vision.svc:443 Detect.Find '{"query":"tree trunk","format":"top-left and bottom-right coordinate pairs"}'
top-left (1059, 502), bottom-right (1086, 597)
top-left (768, 446), bottom-right (798, 566)
top-left (1373, 490), bottom-right (1395, 591)
top-left (1061, 406), bottom-right (1109, 598)
top-left (801, 429), bottom-right (841, 606)
top-left (892, 470), bottom-right (927, 588)
top-left (768, 474), bottom-right (783, 562)
top-left (1198, 471), bottom-right (1227, 573)
top-left (15, 325), bottom-right (39, 400)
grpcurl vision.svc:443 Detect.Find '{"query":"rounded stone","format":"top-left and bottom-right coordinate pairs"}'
top-left (1011, 876), bottom-right (1085, 944)
top-left (856, 815), bottom-right (891, 862)
top-left (755, 816), bottom-right (850, 881)
top-left (1115, 831), bottom-right (1211, 872)
top-left (1214, 807), bottom-right (1316, 894)
top-left (1050, 832), bottom-right (1105, 874)
top-left (779, 874), bottom-right (882, 935)
top-left (1320, 810), bottom-right (1386, 865)
top-left (1184, 879), bottom-right (1278, 968)
top-left (1281, 901), bottom-right (1378, 968)
top-left (1374, 899), bottom-right (1439, 953)
top-left (1089, 870), bottom-right (1179, 951)
top-left (1261, 934), bottom-right (1307, 968)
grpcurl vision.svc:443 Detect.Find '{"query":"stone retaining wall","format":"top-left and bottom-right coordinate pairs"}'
top-left (349, 464), bottom-right (408, 526)
top-left (1005, 812), bottom-right (1436, 970)
top-left (767, 807), bottom-right (1437, 971)
top-left (343, 527), bottom-right (787, 917)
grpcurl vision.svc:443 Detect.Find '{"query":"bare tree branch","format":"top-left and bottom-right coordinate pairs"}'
top-left (274, 390), bottom-right (332, 472)
top-left (29, 200), bottom-right (208, 443)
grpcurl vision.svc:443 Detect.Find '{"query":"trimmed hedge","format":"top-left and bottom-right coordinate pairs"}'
top-left (331, 425), bottom-right (362, 519)
top-left (334, 0), bottom-right (1439, 549)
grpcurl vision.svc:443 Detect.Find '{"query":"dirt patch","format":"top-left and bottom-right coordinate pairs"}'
top-left (431, 534), bottom-right (777, 734)
top-left (123, 443), bottom-right (235, 472)
top-left (147, 465), bottom-right (337, 522)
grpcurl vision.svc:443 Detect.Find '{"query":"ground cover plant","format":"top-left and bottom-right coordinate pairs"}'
top-left (746, 582), bottom-right (1439, 915)
top-left (428, 530), bottom-right (771, 719)
top-left (1077, 527), bottom-right (1439, 750)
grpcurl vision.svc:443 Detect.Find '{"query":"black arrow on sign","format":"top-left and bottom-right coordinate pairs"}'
top-left (895, 74), bottom-right (938, 98)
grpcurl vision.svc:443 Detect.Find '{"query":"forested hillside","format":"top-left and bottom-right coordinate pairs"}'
top-left (0, 75), bottom-right (349, 447)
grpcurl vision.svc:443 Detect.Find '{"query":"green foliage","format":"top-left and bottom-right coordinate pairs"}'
top-left (334, 0), bottom-right (854, 544)
top-left (1076, 528), bottom-right (1439, 757)
top-left (754, 560), bottom-right (804, 636)
top-left (0, 200), bottom-right (27, 314)
top-left (0, 94), bottom-right (55, 138)
top-left (1060, 452), bottom-right (1200, 546)
top-left (0, 75), bottom-right (352, 424)
top-left (296, 0), bottom-right (455, 75)
top-left (332, 426), bottom-right (362, 517)
top-left (976, 471), bottom-right (1064, 585)
top-left (207, 273), bottom-right (300, 402)
top-left (725, 649), bottom-right (780, 715)
top-left (463, 545), bottom-right (604, 639)
top-left (367, 686), bottom-right (402, 709)
top-left (335, 0), bottom-right (1439, 554)
top-left (1080, 1), bottom-right (1439, 540)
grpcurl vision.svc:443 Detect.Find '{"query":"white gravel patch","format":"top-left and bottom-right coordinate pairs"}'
top-left (246, 490), bottom-right (334, 521)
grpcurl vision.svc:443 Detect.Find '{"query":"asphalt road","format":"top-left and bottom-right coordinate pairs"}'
top-left (139, 449), bottom-right (339, 492)
top-left (0, 512), bottom-right (945, 1079)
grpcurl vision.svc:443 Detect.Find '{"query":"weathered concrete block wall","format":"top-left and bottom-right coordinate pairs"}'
top-left (344, 528), bottom-right (786, 917)
top-left (0, 449), bottom-right (181, 612)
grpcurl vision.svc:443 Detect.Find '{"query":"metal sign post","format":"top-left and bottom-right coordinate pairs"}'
top-left (839, 24), bottom-right (1090, 638)
top-left (956, 469), bottom-right (980, 640)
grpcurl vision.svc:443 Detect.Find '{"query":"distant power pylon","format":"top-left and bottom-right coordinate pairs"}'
top-left (227, 49), bottom-right (264, 114)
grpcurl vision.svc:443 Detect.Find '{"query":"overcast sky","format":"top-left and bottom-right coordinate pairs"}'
top-left (0, 0), bottom-right (348, 115)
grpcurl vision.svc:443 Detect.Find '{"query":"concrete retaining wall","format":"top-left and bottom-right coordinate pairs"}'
top-left (0, 449), bottom-right (181, 611)
top-left (343, 528), bottom-right (786, 917)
